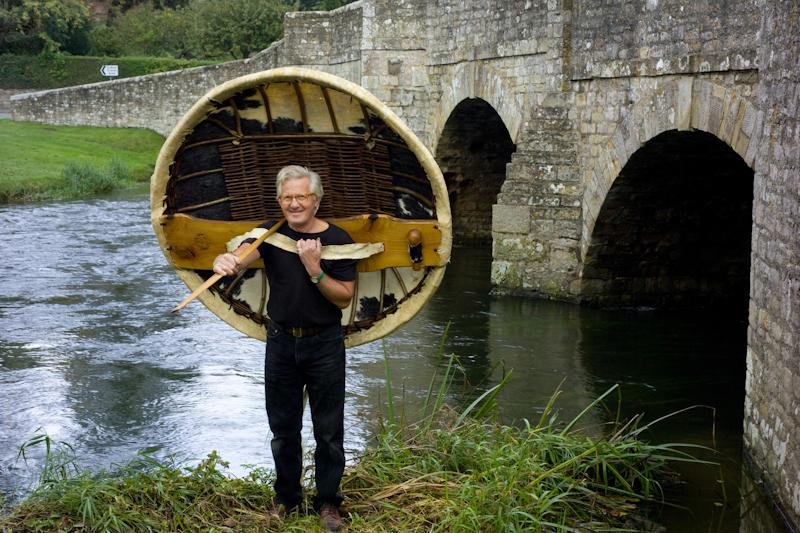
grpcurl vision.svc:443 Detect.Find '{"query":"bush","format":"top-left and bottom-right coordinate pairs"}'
top-left (40, 159), bottom-right (134, 201)
top-left (88, 4), bottom-right (197, 59)
top-left (60, 161), bottom-right (118, 197)
top-left (190, 0), bottom-right (288, 59)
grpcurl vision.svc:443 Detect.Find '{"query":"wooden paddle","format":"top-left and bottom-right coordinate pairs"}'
top-left (172, 218), bottom-right (286, 313)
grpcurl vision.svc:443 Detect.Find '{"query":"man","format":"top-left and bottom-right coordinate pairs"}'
top-left (212, 165), bottom-right (356, 531)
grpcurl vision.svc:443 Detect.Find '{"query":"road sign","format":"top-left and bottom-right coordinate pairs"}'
top-left (100, 64), bottom-right (119, 77)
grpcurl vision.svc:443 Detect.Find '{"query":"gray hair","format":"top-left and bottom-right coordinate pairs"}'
top-left (275, 165), bottom-right (324, 200)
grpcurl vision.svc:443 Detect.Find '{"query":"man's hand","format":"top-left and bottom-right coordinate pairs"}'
top-left (297, 238), bottom-right (323, 277)
top-left (213, 253), bottom-right (240, 276)
top-left (296, 237), bottom-right (354, 308)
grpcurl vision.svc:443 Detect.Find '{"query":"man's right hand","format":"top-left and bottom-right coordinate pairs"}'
top-left (213, 253), bottom-right (240, 276)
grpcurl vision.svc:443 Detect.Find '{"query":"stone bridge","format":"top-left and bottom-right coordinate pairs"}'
top-left (11, 0), bottom-right (799, 527)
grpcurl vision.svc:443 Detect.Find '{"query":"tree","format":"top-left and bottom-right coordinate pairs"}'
top-left (190, 0), bottom-right (288, 60)
top-left (89, 2), bottom-right (194, 58)
top-left (0, 0), bottom-right (91, 54)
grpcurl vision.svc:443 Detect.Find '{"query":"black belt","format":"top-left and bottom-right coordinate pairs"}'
top-left (273, 322), bottom-right (326, 338)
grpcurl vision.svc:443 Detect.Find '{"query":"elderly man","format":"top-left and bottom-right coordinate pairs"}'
top-left (213, 165), bottom-right (356, 531)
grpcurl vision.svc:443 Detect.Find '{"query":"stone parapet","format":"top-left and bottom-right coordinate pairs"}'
top-left (571, 0), bottom-right (759, 80)
top-left (9, 48), bottom-right (283, 136)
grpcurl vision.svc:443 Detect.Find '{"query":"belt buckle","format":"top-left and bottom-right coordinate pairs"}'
top-left (290, 326), bottom-right (303, 337)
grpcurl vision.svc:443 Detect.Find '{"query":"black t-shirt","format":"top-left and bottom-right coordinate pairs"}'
top-left (256, 220), bottom-right (357, 327)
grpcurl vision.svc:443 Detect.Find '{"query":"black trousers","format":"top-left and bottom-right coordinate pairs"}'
top-left (265, 323), bottom-right (345, 510)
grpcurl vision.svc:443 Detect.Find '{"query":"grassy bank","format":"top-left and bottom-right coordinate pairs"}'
top-left (0, 369), bottom-right (708, 532)
top-left (0, 120), bottom-right (163, 202)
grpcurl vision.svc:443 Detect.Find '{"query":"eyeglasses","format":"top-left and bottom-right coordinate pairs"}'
top-left (278, 193), bottom-right (316, 205)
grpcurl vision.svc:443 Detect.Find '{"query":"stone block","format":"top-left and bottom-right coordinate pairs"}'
top-left (492, 204), bottom-right (531, 233)
top-left (493, 235), bottom-right (547, 262)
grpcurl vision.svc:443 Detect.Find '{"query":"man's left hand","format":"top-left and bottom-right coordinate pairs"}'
top-left (297, 238), bottom-right (322, 275)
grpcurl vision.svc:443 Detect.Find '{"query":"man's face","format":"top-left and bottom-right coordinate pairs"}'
top-left (278, 176), bottom-right (319, 230)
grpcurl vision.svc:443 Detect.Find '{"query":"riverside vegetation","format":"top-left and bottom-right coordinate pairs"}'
top-left (0, 121), bottom-right (163, 203)
top-left (0, 353), bottom-right (712, 532)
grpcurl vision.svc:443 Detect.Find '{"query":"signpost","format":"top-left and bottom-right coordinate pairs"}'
top-left (100, 64), bottom-right (119, 79)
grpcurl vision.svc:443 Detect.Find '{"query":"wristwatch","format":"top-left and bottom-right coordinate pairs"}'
top-left (311, 271), bottom-right (325, 284)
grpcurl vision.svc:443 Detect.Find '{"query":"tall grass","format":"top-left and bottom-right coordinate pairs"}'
top-left (1, 159), bottom-right (135, 202)
top-left (342, 354), bottom-right (710, 531)
top-left (60, 159), bottom-right (132, 197)
top-left (0, 352), bottom-right (713, 532)
top-left (3, 442), bottom-right (280, 532)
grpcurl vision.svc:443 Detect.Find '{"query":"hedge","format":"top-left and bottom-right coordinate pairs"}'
top-left (0, 53), bottom-right (217, 89)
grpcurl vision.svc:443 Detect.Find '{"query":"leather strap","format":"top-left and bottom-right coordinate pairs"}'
top-left (227, 227), bottom-right (384, 260)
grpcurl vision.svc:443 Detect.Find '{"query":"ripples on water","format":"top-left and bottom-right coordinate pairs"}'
top-left (0, 196), bottom-right (786, 531)
top-left (1, 198), bottom-right (272, 493)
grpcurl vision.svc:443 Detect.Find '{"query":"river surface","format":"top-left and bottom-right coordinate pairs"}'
top-left (0, 194), bottom-right (787, 531)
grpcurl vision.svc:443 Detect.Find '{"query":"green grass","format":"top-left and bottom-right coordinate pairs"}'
top-left (0, 120), bottom-right (163, 202)
top-left (0, 354), bottom-right (713, 532)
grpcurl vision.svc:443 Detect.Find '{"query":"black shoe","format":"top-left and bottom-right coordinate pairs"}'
top-left (319, 504), bottom-right (343, 531)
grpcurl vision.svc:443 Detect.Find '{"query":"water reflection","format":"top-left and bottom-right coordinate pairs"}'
top-left (0, 197), bottom-right (786, 531)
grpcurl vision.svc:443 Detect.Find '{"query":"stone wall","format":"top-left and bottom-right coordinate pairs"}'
top-left (358, 0), bottom-right (430, 139)
top-left (0, 89), bottom-right (31, 112)
top-left (485, 0), bottom-right (760, 299)
top-left (10, 53), bottom-right (279, 137)
top-left (571, 0), bottom-right (759, 80)
top-left (745, 0), bottom-right (800, 527)
top-left (282, 2), bottom-right (362, 69)
top-left (425, 0), bottom-right (577, 297)
top-left (425, 0), bottom-right (548, 65)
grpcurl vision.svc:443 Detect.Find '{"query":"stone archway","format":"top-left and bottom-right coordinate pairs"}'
top-left (435, 98), bottom-right (515, 243)
top-left (581, 128), bottom-right (754, 316)
top-left (431, 63), bottom-right (521, 245)
top-left (432, 61), bottom-right (524, 147)
top-left (579, 79), bottom-right (760, 313)
top-left (580, 79), bottom-right (761, 265)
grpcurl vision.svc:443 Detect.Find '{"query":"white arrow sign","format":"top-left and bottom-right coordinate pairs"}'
top-left (100, 64), bottom-right (119, 77)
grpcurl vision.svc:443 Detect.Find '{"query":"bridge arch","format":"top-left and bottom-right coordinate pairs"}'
top-left (580, 79), bottom-right (761, 314)
top-left (432, 63), bottom-right (519, 244)
top-left (432, 61), bottom-right (524, 147)
top-left (581, 79), bottom-right (762, 263)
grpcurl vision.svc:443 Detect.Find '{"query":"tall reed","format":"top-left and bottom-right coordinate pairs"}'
top-left (341, 353), bottom-right (710, 531)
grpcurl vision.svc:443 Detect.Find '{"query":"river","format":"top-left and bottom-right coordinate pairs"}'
top-left (0, 194), bottom-right (786, 531)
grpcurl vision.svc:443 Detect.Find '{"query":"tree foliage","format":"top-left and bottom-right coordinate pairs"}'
top-left (0, 0), bottom-right (92, 54)
top-left (110, 0), bottom-right (192, 9)
top-left (190, 0), bottom-right (288, 59)
top-left (89, 3), bottom-right (194, 58)
top-left (1, 0), bottom-right (356, 60)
